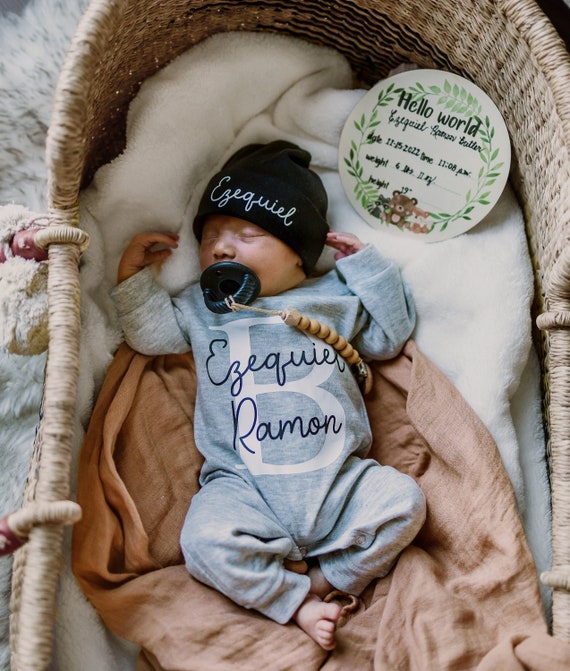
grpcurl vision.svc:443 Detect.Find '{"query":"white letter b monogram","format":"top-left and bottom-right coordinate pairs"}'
top-left (212, 316), bottom-right (346, 476)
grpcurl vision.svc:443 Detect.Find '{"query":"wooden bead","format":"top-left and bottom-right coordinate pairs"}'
top-left (333, 335), bottom-right (347, 351)
top-left (346, 351), bottom-right (360, 365)
top-left (308, 319), bottom-right (321, 334)
top-left (318, 324), bottom-right (331, 339)
top-left (282, 309), bottom-right (302, 326)
top-left (325, 329), bottom-right (339, 344)
top-left (339, 344), bottom-right (355, 359)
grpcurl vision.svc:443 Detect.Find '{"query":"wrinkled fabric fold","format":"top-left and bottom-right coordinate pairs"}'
top-left (72, 341), bottom-right (568, 670)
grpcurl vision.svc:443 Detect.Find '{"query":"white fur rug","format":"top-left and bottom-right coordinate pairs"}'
top-left (0, 1), bottom-right (553, 670)
top-left (0, 2), bottom-right (138, 670)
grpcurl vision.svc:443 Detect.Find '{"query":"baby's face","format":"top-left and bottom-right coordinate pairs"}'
top-left (199, 215), bottom-right (306, 297)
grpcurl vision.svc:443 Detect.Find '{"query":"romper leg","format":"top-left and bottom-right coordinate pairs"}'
top-left (317, 462), bottom-right (426, 595)
top-left (180, 475), bottom-right (311, 624)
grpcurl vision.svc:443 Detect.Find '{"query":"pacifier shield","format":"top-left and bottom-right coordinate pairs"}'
top-left (200, 261), bottom-right (261, 313)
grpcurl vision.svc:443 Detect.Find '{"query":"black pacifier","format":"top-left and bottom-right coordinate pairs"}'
top-left (200, 261), bottom-right (261, 314)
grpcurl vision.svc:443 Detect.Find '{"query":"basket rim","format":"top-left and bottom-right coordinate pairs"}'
top-left (45, 0), bottom-right (570, 211)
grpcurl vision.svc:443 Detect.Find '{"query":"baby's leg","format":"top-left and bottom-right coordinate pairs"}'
top-left (180, 476), bottom-right (310, 624)
top-left (319, 463), bottom-right (426, 595)
top-left (293, 594), bottom-right (341, 650)
top-left (307, 563), bottom-right (334, 599)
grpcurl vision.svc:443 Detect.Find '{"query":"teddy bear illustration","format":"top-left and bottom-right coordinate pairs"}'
top-left (381, 190), bottom-right (431, 233)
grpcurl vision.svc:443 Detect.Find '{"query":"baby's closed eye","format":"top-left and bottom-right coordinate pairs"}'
top-left (239, 231), bottom-right (266, 240)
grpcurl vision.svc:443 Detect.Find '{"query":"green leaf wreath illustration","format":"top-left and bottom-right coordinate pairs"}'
top-left (343, 79), bottom-right (504, 233)
top-left (343, 83), bottom-right (397, 212)
top-left (428, 113), bottom-right (503, 230)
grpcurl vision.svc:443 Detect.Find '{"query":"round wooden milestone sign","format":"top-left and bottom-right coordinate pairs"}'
top-left (338, 69), bottom-right (511, 242)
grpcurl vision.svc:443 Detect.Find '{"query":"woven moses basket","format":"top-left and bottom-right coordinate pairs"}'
top-left (5, 0), bottom-right (570, 668)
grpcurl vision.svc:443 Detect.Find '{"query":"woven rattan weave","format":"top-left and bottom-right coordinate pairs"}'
top-left (7, 0), bottom-right (570, 668)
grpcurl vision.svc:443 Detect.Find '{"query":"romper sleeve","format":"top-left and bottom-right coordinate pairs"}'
top-left (336, 244), bottom-right (416, 360)
top-left (111, 267), bottom-right (192, 355)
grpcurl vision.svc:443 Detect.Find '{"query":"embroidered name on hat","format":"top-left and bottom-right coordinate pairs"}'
top-left (210, 176), bottom-right (296, 227)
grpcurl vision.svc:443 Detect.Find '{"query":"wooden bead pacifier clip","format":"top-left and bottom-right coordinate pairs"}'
top-left (226, 298), bottom-right (372, 394)
top-left (200, 261), bottom-right (372, 393)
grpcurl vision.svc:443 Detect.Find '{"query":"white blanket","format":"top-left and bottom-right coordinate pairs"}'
top-left (80, 29), bottom-right (549, 517)
top-left (0, 16), bottom-right (552, 670)
top-left (78, 30), bottom-right (552, 611)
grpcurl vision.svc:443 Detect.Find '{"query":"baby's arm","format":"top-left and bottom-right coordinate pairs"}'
top-left (328, 232), bottom-right (415, 360)
top-left (112, 231), bottom-right (191, 355)
top-left (117, 232), bottom-right (179, 283)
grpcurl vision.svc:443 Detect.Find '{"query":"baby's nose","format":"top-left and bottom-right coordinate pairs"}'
top-left (213, 236), bottom-right (236, 259)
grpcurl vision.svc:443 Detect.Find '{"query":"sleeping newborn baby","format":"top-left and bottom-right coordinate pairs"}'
top-left (112, 140), bottom-right (426, 649)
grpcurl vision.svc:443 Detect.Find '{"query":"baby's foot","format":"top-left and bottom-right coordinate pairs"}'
top-left (293, 594), bottom-right (342, 650)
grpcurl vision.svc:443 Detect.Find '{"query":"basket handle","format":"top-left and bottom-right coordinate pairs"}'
top-left (33, 225), bottom-right (90, 254)
top-left (536, 241), bottom-right (570, 330)
top-left (0, 501), bottom-right (82, 556)
top-left (535, 240), bottom-right (570, 639)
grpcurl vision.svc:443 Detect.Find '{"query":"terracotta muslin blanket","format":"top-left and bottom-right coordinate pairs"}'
top-left (72, 341), bottom-right (570, 670)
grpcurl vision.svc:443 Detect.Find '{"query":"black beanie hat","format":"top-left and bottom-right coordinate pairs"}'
top-left (193, 140), bottom-right (329, 274)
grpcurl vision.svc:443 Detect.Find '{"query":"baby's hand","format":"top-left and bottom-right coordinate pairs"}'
top-left (117, 231), bottom-right (179, 283)
top-left (326, 231), bottom-right (365, 260)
